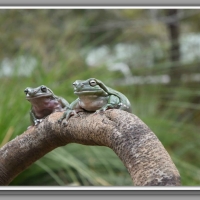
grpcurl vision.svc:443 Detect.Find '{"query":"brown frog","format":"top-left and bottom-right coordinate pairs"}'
top-left (24, 85), bottom-right (69, 126)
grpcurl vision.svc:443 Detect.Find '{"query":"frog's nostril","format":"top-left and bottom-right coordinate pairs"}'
top-left (72, 81), bottom-right (78, 86)
top-left (24, 88), bottom-right (29, 94)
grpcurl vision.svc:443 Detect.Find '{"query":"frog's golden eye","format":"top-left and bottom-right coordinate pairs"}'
top-left (41, 86), bottom-right (47, 92)
top-left (89, 80), bottom-right (97, 86)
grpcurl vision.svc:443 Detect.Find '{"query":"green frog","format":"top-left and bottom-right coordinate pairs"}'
top-left (24, 85), bottom-right (69, 126)
top-left (59, 78), bottom-right (132, 123)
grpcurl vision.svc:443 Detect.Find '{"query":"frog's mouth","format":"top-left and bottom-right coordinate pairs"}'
top-left (26, 93), bottom-right (52, 99)
top-left (74, 89), bottom-right (108, 96)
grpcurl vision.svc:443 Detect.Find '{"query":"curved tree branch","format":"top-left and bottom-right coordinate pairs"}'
top-left (0, 110), bottom-right (181, 186)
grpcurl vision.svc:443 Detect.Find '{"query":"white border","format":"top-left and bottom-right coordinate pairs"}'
top-left (0, 6), bottom-right (199, 191)
top-left (0, 6), bottom-right (200, 9)
top-left (0, 186), bottom-right (199, 190)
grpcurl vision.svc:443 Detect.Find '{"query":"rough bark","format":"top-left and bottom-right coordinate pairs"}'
top-left (0, 110), bottom-right (181, 186)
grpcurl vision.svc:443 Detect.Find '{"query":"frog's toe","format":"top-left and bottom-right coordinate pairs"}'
top-left (67, 110), bottom-right (77, 118)
top-left (95, 109), bottom-right (104, 114)
top-left (94, 110), bottom-right (100, 114)
top-left (62, 120), bottom-right (68, 126)
top-left (57, 114), bottom-right (66, 123)
top-left (34, 121), bottom-right (39, 126)
top-left (74, 112), bottom-right (82, 118)
top-left (35, 119), bottom-right (43, 125)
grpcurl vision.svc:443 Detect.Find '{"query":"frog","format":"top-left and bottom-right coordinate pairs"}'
top-left (59, 78), bottom-right (132, 123)
top-left (24, 85), bottom-right (69, 126)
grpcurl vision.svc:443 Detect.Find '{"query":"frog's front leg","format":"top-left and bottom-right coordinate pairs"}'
top-left (59, 97), bottom-right (70, 110)
top-left (95, 95), bottom-right (120, 114)
top-left (58, 99), bottom-right (78, 124)
top-left (28, 111), bottom-right (43, 129)
top-left (30, 111), bottom-right (37, 125)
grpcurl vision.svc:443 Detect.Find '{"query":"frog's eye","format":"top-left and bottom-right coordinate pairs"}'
top-left (89, 80), bottom-right (97, 86)
top-left (41, 86), bottom-right (47, 92)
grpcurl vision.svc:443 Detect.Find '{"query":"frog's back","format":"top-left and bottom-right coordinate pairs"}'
top-left (107, 87), bottom-right (132, 113)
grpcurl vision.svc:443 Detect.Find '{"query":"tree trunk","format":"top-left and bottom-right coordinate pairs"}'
top-left (166, 9), bottom-right (181, 85)
top-left (0, 110), bottom-right (181, 186)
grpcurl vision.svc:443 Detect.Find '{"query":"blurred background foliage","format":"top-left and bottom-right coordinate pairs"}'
top-left (0, 8), bottom-right (200, 186)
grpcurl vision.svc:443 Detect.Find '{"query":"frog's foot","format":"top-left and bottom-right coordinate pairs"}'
top-left (72, 108), bottom-right (85, 118)
top-left (62, 110), bottom-right (78, 126)
top-left (58, 110), bottom-right (78, 126)
top-left (94, 110), bottom-right (102, 115)
top-left (58, 114), bottom-right (66, 124)
top-left (94, 104), bottom-right (118, 115)
top-left (62, 120), bottom-right (68, 126)
top-left (94, 107), bottom-right (108, 115)
top-left (34, 119), bottom-right (43, 126)
top-left (58, 111), bottom-right (70, 123)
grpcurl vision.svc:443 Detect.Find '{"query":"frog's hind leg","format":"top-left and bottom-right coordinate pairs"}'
top-left (95, 95), bottom-right (120, 114)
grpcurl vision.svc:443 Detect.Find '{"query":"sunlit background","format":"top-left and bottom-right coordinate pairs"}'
top-left (0, 9), bottom-right (200, 186)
